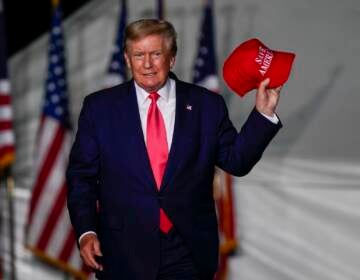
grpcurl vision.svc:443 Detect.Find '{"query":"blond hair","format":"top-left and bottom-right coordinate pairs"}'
top-left (124, 19), bottom-right (177, 56)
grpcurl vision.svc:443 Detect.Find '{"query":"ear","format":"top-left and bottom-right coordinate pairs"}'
top-left (124, 52), bottom-right (131, 69)
top-left (169, 56), bottom-right (176, 69)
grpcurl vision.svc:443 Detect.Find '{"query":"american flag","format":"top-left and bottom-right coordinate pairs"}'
top-left (192, 0), bottom-right (219, 92)
top-left (0, 0), bottom-right (15, 171)
top-left (192, 1), bottom-right (237, 279)
top-left (104, 0), bottom-right (127, 88)
top-left (25, 5), bottom-right (88, 279)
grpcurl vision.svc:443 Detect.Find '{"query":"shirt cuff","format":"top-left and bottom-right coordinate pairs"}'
top-left (79, 231), bottom-right (97, 244)
top-left (260, 112), bottom-right (279, 124)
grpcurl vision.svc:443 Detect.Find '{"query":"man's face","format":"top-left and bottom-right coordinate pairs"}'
top-left (124, 34), bottom-right (175, 93)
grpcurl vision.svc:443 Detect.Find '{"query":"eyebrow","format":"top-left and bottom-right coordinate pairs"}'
top-left (132, 49), bottom-right (163, 55)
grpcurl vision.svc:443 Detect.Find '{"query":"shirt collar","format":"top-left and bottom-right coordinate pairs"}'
top-left (134, 78), bottom-right (171, 106)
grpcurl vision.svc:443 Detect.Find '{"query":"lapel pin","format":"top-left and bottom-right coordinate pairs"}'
top-left (186, 105), bottom-right (192, 111)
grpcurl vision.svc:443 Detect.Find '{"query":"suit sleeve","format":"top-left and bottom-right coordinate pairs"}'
top-left (66, 96), bottom-right (100, 240)
top-left (216, 95), bottom-right (282, 176)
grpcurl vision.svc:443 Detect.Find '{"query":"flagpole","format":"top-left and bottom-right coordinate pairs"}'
top-left (4, 167), bottom-right (16, 280)
top-left (0, 173), bottom-right (4, 279)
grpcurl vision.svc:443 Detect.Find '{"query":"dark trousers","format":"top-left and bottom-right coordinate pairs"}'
top-left (157, 229), bottom-right (200, 280)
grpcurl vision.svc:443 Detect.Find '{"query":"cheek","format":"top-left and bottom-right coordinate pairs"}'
top-left (158, 62), bottom-right (171, 73)
top-left (131, 63), bottom-right (143, 73)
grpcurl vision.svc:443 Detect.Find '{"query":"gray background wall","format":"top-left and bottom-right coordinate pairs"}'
top-left (1, 0), bottom-right (359, 279)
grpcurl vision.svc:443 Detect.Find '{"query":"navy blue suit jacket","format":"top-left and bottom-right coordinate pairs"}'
top-left (66, 78), bottom-right (282, 280)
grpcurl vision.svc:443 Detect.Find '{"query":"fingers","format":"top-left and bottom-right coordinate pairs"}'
top-left (268, 86), bottom-right (282, 106)
top-left (93, 238), bottom-right (103, 257)
top-left (93, 238), bottom-right (104, 270)
top-left (256, 78), bottom-right (281, 116)
top-left (258, 77), bottom-right (270, 93)
top-left (259, 78), bottom-right (282, 93)
top-left (269, 85), bottom-right (282, 95)
top-left (261, 79), bottom-right (282, 102)
top-left (80, 235), bottom-right (103, 271)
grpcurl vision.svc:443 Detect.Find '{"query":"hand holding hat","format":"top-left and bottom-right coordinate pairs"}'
top-left (223, 38), bottom-right (295, 97)
top-left (255, 77), bottom-right (282, 117)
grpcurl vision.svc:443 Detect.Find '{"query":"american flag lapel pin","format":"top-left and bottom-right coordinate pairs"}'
top-left (186, 104), bottom-right (192, 111)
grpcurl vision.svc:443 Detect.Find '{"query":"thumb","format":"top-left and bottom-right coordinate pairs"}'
top-left (93, 239), bottom-right (103, 256)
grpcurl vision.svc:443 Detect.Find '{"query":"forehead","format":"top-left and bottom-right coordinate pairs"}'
top-left (127, 34), bottom-right (170, 51)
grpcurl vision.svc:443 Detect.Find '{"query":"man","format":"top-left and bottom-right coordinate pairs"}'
top-left (67, 19), bottom-right (282, 280)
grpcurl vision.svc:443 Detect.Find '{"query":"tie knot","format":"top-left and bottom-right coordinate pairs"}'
top-left (148, 92), bottom-right (160, 103)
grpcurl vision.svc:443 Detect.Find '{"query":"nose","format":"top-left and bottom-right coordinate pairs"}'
top-left (143, 54), bottom-right (153, 69)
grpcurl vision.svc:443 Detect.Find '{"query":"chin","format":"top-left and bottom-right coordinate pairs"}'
top-left (143, 83), bottom-right (161, 92)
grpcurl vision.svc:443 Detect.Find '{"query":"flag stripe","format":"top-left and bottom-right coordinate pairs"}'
top-left (58, 229), bottom-right (77, 262)
top-left (0, 120), bottom-right (13, 130)
top-left (0, 80), bottom-right (10, 92)
top-left (27, 131), bottom-right (71, 247)
top-left (27, 124), bottom-right (65, 228)
top-left (0, 146), bottom-right (14, 155)
top-left (195, 75), bottom-right (219, 92)
top-left (0, 94), bottom-right (10, 103)
top-left (0, 105), bottom-right (12, 120)
top-left (36, 181), bottom-right (67, 250)
top-left (45, 205), bottom-right (72, 257)
top-left (35, 117), bottom-right (57, 169)
top-left (0, 129), bottom-right (14, 145)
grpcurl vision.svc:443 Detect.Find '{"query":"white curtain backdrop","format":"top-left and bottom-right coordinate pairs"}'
top-left (230, 157), bottom-right (360, 280)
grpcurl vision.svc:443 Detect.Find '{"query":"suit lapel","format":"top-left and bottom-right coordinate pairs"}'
top-left (118, 82), bottom-right (158, 192)
top-left (160, 80), bottom-right (193, 191)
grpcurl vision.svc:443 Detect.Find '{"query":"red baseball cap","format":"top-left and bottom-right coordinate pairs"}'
top-left (223, 38), bottom-right (295, 97)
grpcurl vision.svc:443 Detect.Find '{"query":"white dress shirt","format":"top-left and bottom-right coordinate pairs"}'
top-left (79, 77), bottom-right (278, 243)
top-left (134, 78), bottom-right (176, 148)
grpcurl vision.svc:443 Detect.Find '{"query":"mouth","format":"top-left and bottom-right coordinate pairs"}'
top-left (143, 73), bottom-right (156, 77)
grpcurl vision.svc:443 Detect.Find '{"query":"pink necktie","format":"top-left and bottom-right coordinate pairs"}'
top-left (146, 92), bottom-right (173, 233)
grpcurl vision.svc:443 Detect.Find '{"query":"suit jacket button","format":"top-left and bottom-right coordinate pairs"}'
top-left (157, 194), bottom-right (163, 206)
